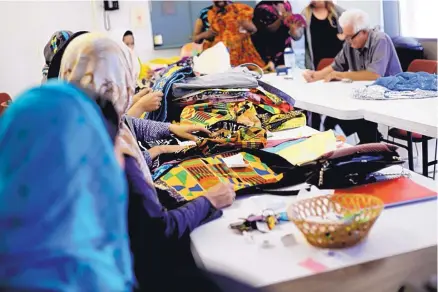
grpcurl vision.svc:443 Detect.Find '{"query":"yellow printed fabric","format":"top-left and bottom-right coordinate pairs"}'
top-left (156, 152), bottom-right (283, 202)
top-left (277, 130), bottom-right (337, 165)
top-left (138, 58), bottom-right (151, 81)
top-left (180, 101), bottom-right (305, 131)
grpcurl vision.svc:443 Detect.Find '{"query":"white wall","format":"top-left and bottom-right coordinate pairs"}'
top-left (336, 0), bottom-right (383, 29)
top-left (0, 0), bottom-right (387, 98)
top-left (0, 1), bottom-right (179, 98)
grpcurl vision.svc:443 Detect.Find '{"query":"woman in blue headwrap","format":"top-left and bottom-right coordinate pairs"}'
top-left (0, 81), bottom-right (133, 291)
top-left (0, 81), bottom-right (259, 292)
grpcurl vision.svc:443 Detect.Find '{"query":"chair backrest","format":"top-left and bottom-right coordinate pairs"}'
top-left (317, 58), bottom-right (335, 71)
top-left (0, 92), bottom-right (12, 116)
top-left (0, 92), bottom-right (11, 104)
top-left (407, 59), bottom-right (438, 74)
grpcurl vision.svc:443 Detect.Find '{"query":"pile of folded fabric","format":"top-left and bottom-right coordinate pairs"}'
top-left (145, 62), bottom-right (305, 128)
top-left (138, 56), bottom-right (313, 206)
top-left (352, 72), bottom-right (438, 100)
top-left (152, 130), bottom-right (404, 208)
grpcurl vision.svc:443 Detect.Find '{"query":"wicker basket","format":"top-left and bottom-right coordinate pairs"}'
top-left (288, 194), bottom-right (384, 249)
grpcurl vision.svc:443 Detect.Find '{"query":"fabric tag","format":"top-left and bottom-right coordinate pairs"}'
top-left (222, 153), bottom-right (248, 168)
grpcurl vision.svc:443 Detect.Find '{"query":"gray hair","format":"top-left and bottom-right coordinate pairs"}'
top-left (339, 9), bottom-right (370, 33)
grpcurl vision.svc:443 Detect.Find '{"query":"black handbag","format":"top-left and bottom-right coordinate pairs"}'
top-left (238, 143), bottom-right (404, 194)
top-left (304, 143), bottom-right (404, 189)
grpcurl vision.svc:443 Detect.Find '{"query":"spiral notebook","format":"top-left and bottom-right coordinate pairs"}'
top-left (334, 177), bottom-right (437, 208)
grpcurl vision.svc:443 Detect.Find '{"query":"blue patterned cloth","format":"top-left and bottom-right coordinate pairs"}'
top-left (373, 72), bottom-right (437, 91)
top-left (0, 81), bottom-right (133, 291)
top-left (146, 65), bottom-right (193, 122)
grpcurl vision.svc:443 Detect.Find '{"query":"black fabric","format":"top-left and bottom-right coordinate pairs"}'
top-left (134, 270), bottom-right (261, 292)
top-left (392, 36), bottom-right (425, 71)
top-left (239, 143), bottom-right (403, 193)
top-left (251, 2), bottom-right (291, 66)
top-left (303, 143), bottom-right (403, 189)
top-left (324, 118), bottom-right (382, 144)
top-left (47, 31), bottom-right (89, 80)
top-left (309, 14), bottom-right (344, 69)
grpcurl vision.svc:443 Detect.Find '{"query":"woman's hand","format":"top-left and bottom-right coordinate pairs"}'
top-left (169, 124), bottom-right (211, 141)
top-left (148, 145), bottom-right (186, 160)
top-left (138, 91), bottom-right (163, 112)
top-left (204, 183), bottom-right (236, 209)
top-left (132, 88), bottom-right (152, 106)
top-left (142, 92), bottom-right (163, 112)
top-left (127, 90), bottom-right (163, 118)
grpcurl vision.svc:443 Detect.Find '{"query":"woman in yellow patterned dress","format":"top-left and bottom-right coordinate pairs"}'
top-left (203, 1), bottom-right (266, 68)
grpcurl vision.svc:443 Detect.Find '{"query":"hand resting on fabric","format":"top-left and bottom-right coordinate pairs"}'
top-left (148, 145), bottom-right (187, 160)
top-left (203, 183), bottom-right (236, 209)
top-left (169, 124), bottom-right (212, 141)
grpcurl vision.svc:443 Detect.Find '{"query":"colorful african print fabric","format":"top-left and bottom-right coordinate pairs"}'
top-left (189, 122), bottom-right (266, 156)
top-left (173, 88), bottom-right (252, 106)
top-left (155, 151), bottom-right (283, 202)
top-left (256, 104), bottom-right (306, 132)
top-left (146, 121), bottom-right (267, 172)
top-left (180, 101), bottom-right (306, 132)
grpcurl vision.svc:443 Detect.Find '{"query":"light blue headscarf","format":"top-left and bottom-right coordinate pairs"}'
top-left (0, 81), bottom-right (133, 291)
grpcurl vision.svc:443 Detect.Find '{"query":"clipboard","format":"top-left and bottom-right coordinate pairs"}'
top-left (334, 177), bottom-right (437, 208)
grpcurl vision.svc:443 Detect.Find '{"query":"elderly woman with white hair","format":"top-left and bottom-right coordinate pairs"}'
top-left (302, 9), bottom-right (402, 144)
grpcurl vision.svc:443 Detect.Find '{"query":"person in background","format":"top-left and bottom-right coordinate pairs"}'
top-left (289, 0), bottom-right (344, 130)
top-left (0, 81), bottom-right (258, 292)
top-left (41, 30), bottom-right (72, 82)
top-left (291, 0), bottom-right (344, 70)
top-left (0, 81), bottom-right (135, 291)
top-left (303, 9), bottom-right (402, 82)
top-left (123, 30), bottom-right (152, 82)
top-left (58, 33), bottom-right (237, 290)
top-left (303, 9), bottom-right (402, 143)
top-left (193, 1), bottom-right (266, 68)
top-left (59, 28), bottom-right (235, 260)
top-left (47, 33), bottom-right (186, 165)
top-left (251, 1), bottom-right (306, 66)
top-left (192, 4), bottom-right (214, 46)
top-left (122, 30), bottom-right (135, 49)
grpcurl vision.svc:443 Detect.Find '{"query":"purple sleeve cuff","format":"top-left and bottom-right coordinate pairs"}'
top-left (131, 117), bottom-right (171, 141)
top-left (142, 151), bottom-right (153, 168)
top-left (166, 196), bottom-right (222, 238)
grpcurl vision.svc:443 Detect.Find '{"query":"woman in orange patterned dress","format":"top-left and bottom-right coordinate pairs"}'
top-left (202, 1), bottom-right (266, 68)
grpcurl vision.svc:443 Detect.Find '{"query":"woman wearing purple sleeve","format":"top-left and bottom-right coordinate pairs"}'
top-left (58, 33), bottom-right (236, 289)
top-left (126, 115), bottom-right (211, 167)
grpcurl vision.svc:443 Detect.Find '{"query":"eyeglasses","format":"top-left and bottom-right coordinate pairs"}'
top-left (344, 30), bottom-right (363, 42)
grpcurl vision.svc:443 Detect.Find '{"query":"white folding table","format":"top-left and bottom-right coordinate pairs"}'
top-left (190, 127), bottom-right (437, 291)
